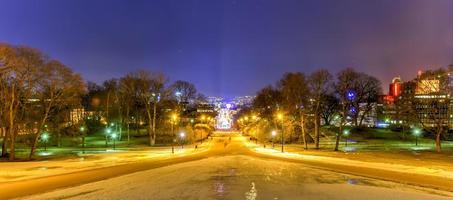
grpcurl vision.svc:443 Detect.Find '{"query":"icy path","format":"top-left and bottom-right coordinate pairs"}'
top-left (17, 155), bottom-right (453, 200)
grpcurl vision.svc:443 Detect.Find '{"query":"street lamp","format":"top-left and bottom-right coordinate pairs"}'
top-left (171, 114), bottom-right (178, 153)
top-left (179, 132), bottom-right (185, 149)
top-left (41, 132), bottom-right (50, 151)
top-left (276, 112), bottom-right (284, 153)
top-left (271, 130), bottom-right (277, 148)
top-left (80, 126), bottom-right (87, 153)
top-left (343, 129), bottom-right (350, 147)
top-left (105, 127), bottom-right (112, 147)
top-left (111, 132), bottom-right (117, 150)
top-left (413, 128), bottom-right (422, 146)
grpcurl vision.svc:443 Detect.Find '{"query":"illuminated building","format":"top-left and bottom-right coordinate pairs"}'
top-left (382, 76), bottom-right (402, 104)
top-left (413, 70), bottom-right (452, 130)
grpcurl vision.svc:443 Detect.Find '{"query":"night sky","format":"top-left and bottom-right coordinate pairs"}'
top-left (1, 0), bottom-right (452, 98)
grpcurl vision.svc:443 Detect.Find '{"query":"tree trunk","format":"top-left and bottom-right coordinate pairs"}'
top-left (1, 127), bottom-right (7, 157)
top-left (152, 102), bottom-right (157, 146)
top-left (148, 124), bottom-right (154, 146)
top-left (300, 112), bottom-right (307, 150)
top-left (435, 128), bottom-right (442, 153)
top-left (8, 87), bottom-right (16, 161)
top-left (29, 107), bottom-right (51, 160)
top-left (57, 128), bottom-right (61, 148)
top-left (334, 117), bottom-right (344, 151)
top-left (314, 114), bottom-right (320, 149)
top-left (106, 92), bottom-right (110, 122)
top-left (127, 123), bottom-right (130, 145)
top-left (126, 105), bottom-right (130, 145)
top-left (9, 131), bottom-right (15, 161)
top-left (146, 105), bottom-right (154, 146)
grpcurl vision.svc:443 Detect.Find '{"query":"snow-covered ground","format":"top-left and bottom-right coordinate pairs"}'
top-left (245, 139), bottom-right (453, 181)
top-left (17, 155), bottom-right (453, 200)
top-left (0, 142), bottom-right (211, 183)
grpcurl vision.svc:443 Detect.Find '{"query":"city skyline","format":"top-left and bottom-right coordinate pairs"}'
top-left (1, 0), bottom-right (452, 98)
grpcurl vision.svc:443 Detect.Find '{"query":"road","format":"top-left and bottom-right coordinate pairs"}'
top-left (2, 133), bottom-right (453, 199)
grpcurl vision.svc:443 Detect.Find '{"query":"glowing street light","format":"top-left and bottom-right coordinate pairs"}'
top-left (276, 112), bottom-right (284, 152)
top-left (41, 132), bottom-right (50, 151)
top-left (171, 113), bottom-right (179, 154)
top-left (179, 132), bottom-right (186, 149)
top-left (80, 126), bottom-right (87, 152)
top-left (343, 129), bottom-right (350, 147)
top-left (111, 132), bottom-right (118, 150)
top-left (413, 128), bottom-right (422, 146)
top-left (105, 127), bottom-right (112, 147)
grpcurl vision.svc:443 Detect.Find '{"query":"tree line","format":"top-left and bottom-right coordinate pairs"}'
top-left (0, 43), bottom-right (211, 161)
top-left (237, 67), bottom-right (452, 152)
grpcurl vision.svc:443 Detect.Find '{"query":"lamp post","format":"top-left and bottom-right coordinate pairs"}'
top-left (41, 132), bottom-right (50, 151)
top-left (80, 126), bottom-right (86, 153)
top-left (111, 132), bottom-right (117, 150)
top-left (171, 114), bottom-right (178, 154)
top-left (277, 113), bottom-right (284, 153)
top-left (343, 129), bottom-right (350, 147)
top-left (271, 130), bottom-right (277, 148)
top-left (413, 128), bottom-right (421, 146)
top-left (105, 128), bottom-right (111, 148)
top-left (180, 132), bottom-right (185, 149)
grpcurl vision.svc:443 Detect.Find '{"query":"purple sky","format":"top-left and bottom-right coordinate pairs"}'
top-left (1, 0), bottom-right (452, 98)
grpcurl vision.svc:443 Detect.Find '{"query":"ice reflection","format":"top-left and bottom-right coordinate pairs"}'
top-left (343, 147), bottom-right (357, 152)
top-left (245, 182), bottom-right (257, 200)
top-left (347, 179), bottom-right (359, 185)
top-left (213, 181), bottom-right (225, 194)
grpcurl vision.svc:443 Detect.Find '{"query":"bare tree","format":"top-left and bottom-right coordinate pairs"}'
top-left (353, 74), bottom-right (382, 127)
top-left (320, 94), bottom-right (339, 126)
top-left (252, 85), bottom-right (282, 120)
top-left (119, 75), bottom-right (138, 144)
top-left (29, 60), bottom-right (85, 159)
top-left (279, 73), bottom-right (310, 148)
top-left (334, 68), bottom-right (359, 151)
top-left (308, 69), bottom-right (333, 149)
top-left (170, 80), bottom-right (197, 104)
top-left (133, 70), bottom-right (166, 146)
top-left (102, 79), bottom-right (119, 123)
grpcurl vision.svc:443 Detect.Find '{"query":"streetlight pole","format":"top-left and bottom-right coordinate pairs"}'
top-left (413, 128), bottom-right (421, 146)
top-left (171, 114), bottom-right (177, 154)
top-left (271, 130), bottom-right (276, 148)
top-left (41, 132), bottom-right (49, 151)
top-left (113, 136), bottom-right (116, 150)
top-left (171, 120), bottom-right (174, 154)
top-left (343, 129), bottom-right (350, 147)
top-left (281, 127), bottom-right (284, 153)
top-left (277, 113), bottom-right (284, 153)
top-left (80, 126), bottom-right (86, 154)
top-left (180, 132), bottom-right (185, 149)
top-left (111, 133), bottom-right (117, 150)
top-left (105, 128), bottom-right (111, 149)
